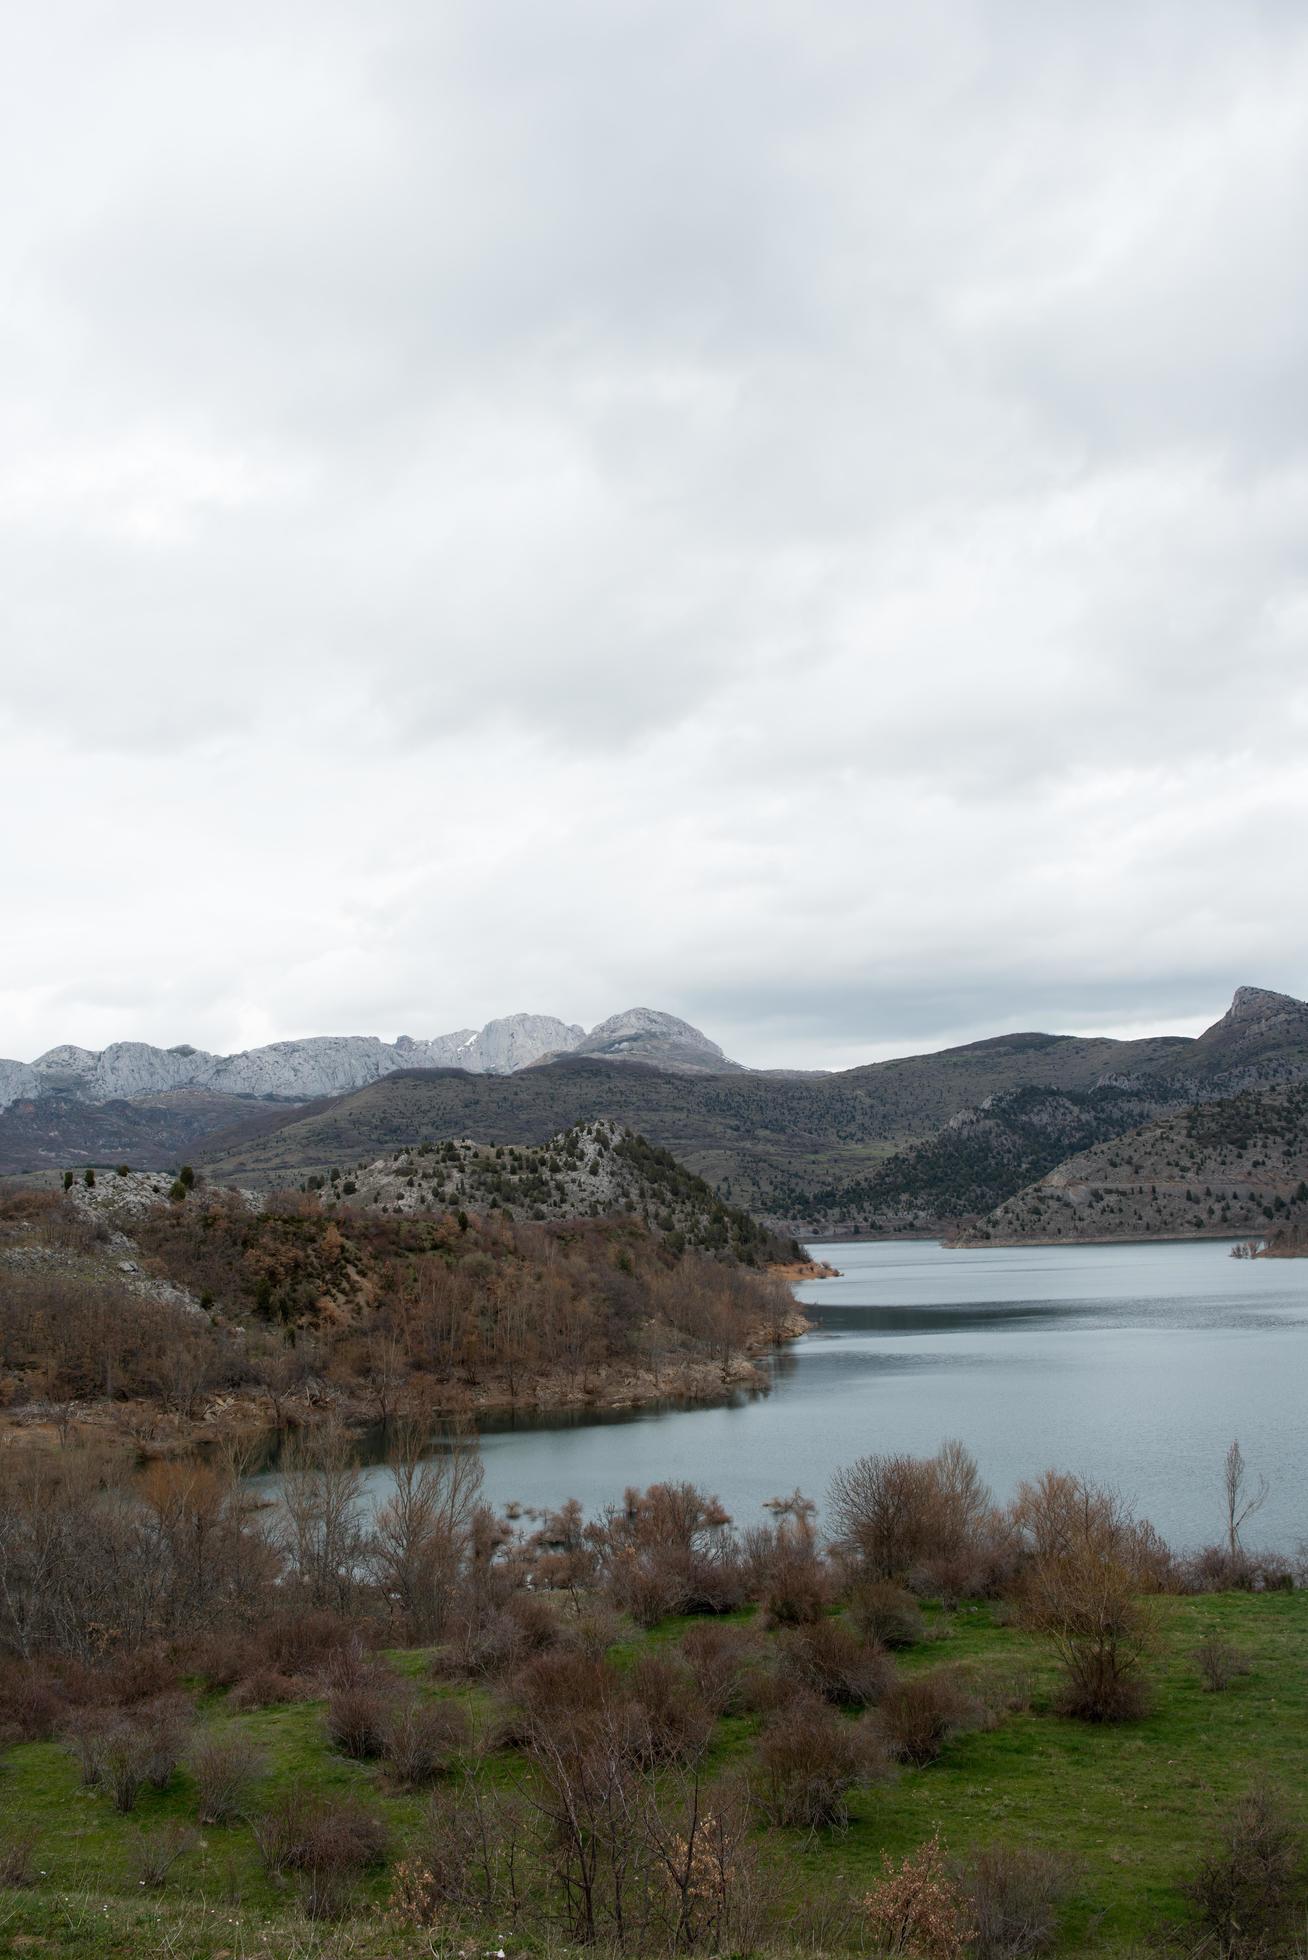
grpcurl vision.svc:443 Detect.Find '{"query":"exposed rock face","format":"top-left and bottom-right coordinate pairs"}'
top-left (0, 1015), bottom-right (590, 1113)
top-left (1222, 986), bottom-right (1305, 1025)
top-left (563, 1008), bottom-right (743, 1074)
top-left (0, 1059), bottom-right (38, 1106)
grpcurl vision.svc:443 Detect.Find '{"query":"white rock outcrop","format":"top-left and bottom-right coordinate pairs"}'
top-left (0, 1008), bottom-right (742, 1112)
top-left (0, 1014), bottom-right (591, 1113)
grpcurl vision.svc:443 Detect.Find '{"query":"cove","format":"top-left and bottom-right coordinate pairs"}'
top-left (263, 1237), bottom-right (1308, 1552)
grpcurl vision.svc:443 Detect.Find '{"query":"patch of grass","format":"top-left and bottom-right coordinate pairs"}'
top-left (0, 1590), bottom-right (1303, 1956)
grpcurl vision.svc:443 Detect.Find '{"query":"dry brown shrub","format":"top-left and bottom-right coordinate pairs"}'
top-left (190, 1731), bottom-right (262, 1823)
top-left (960, 1843), bottom-right (1075, 1958)
top-left (777, 1617), bottom-right (895, 1708)
top-left (830, 1443), bottom-right (995, 1588)
top-left (745, 1512), bottom-right (833, 1627)
top-left (381, 1698), bottom-right (470, 1786)
top-left (393, 1772), bottom-right (530, 1925)
top-left (1011, 1473), bottom-right (1161, 1723)
top-left (851, 1579), bottom-right (927, 1649)
top-left (241, 1608), bottom-right (368, 1685)
top-left (129, 1822), bottom-right (198, 1889)
top-left (325, 1680), bottom-right (397, 1760)
top-left (881, 1668), bottom-right (983, 1766)
top-left (252, 1792), bottom-right (388, 1919)
top-left (1193, 1635), bottom-right (1253, 1693)
top-left (98, 1647), bottom-right (182, 1708)
top-left (228, 1667), bottom-right (304, 1711)
top-left (865, 1830), bottom-right (973, 1959)
top-left (559, 1603), bottom-right (622, 1662)
top-left (612, 1555), bottom-right (686, 1629)
top-left (679, 1621), bottom-right (766, 1715)
top-left (511, 1648), bottom-right (617, 1724)
top-left (1185, 1784), bottom-right (1306, 1958)
top-left (625, 1651), bottom-right (714, 1766)
top-left (753, 1693), bottom-right (888, 1829)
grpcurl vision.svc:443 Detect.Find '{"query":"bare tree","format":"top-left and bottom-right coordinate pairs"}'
top-left (1224, 1440), bottom-right (1269, 1555)
top-left (277, 1419), bottom-right (369, 1614)
top-left (371, 1413), bottom-right (483, 1639)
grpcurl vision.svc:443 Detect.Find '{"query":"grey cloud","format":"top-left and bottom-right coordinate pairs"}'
top-left (1, 0), bottom-right (1306, 1062)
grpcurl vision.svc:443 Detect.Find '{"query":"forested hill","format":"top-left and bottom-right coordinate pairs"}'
top-left (786, 1082), bottom-right (1175, 1237)
top-left (954, 1083), bottom-right (1308, 1244)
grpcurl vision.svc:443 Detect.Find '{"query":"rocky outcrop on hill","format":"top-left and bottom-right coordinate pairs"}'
top-left (556, 1008), bottom-right (743, 1074)
top-left (327, 1119), bottom-right (799, 1265)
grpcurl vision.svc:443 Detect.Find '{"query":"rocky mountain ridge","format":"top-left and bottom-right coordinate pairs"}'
top-left (0, 1008), bottom-right (738, 1115)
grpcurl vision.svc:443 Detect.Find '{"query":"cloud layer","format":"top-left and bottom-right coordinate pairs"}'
top-left (3, 0), bottom-right (1306, 1068)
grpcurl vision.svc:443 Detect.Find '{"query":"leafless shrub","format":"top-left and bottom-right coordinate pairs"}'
top-left (647, 1776), bottom-right (770, 1953)
top-left (777, 1617), bottom-right (895, 1708)
top-left (129, 1823), bottom-right (198, 1889)
top-left (190, 1731), bottom-right (262, 1823)
top-left (453, 1593), bottom-right (560, 1678)
top-left (745, 1505), bottom-right (833, 1628)
top-left (1193, 1635), bottom-right (1253, 1694)
top-left (559, 1603), bottom-right (622, 1662)
top-left (753, 1693), bottom-right (888, 1829)
top-left (0, 1824), bottom-right (39, 1888)
top-left (1181, 1545), bottom-right (1260, 1594)
top-left (599, 1481), bottom-right (739, 1627)
top-left (99, 1720), bottom-right (156, 1813)
top-left (1011, 1473), bottom-right (1161, 1722)
top-left (506, 1649), bottom-right (618, 1737)
top-left (625, 1651), bottom-right (714, 1767)
top-left (381, 1698), bottom-right (470, 1786)
top-left (1184, 1784), bottom-right (1306, 1957)
top-left (679, 1621), bottom-right (766, 1716)
top-left (881, 1667), bottom-right (984, 1766)
top-left (61, 1698), bottom-right (188, 1813)
top-left (252, 1792), bottom-right (388, 1919)
top-left (136, 1695), bottom-right (193, 1789)
top-left (99, 1647), bottom-right (184, 1708)
top-left (959, 1843), bottom-right (1076, 1958)
top-left (851, 1578), bottom-right (927, 1649)
top-left (228, 1667), bottom-right (304, 1711)
top-left (325, 1677), bottom-right (401, 1760)
top-left (830, 1442), bottom-right (995, 1588)
top-left (63, 1707), bottom-right (115, 1788)
top-left (609, 1555), bottom-right (685, 1629)
top-left (393, 1771), bottom-right (530, 1926)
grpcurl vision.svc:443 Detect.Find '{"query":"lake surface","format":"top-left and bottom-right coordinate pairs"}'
top-left (322, 1239), bottom-right (1308, 1552)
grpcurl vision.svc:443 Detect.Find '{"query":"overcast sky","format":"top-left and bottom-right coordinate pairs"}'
top-left (2, 0), bottom-right (1306, 1071)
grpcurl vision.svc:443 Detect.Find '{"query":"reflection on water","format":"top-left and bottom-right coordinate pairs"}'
top-left (254, 1238), bottom-right (1308, 1551)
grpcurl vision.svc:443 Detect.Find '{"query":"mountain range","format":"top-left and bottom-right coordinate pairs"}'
top-left (5, 986), bottom-right (1308, 1243)
top-left (0, 1007), bottom-right (737, 1112)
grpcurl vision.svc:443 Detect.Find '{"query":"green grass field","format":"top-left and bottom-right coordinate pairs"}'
top-left (0, 1588), bottom-right (1303, 1957)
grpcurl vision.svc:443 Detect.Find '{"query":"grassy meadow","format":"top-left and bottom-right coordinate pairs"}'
top-left (0, 1587), bottom-right (1303, 1958)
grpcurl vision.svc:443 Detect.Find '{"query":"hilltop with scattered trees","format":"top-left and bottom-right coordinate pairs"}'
top-left (954, 1083), bottom-right (1308, 1245)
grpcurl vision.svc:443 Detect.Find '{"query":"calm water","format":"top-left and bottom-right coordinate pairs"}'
top-left (314, 1240), bottom-right (1308, 1551)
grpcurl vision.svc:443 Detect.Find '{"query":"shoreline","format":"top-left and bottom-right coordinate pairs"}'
top-left (0, 1301), bottom-right (816, 1463)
